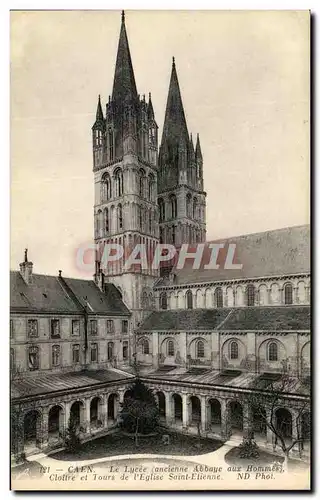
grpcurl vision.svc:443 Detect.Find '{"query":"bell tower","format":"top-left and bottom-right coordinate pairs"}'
top-left (158, 58), bottom-right (206, 247)
top-left (92, 11), bottom-right (159, 328)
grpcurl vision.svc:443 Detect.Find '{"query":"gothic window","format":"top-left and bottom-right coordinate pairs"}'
top-left (122, 320), bottom-right (128, 333)
top-left (27, 319), bottom-right (38, 338)
top-left (50, 319), bottom-right (60, 339)
top-left (214, 287), bottom-right (223, 308)
top-left (107, 342), bottom-right (114, 360)
top-left (268, 342), bottom-right (278, 361)
top-left (172, 225), bottom-right (176, 245)
top-left (186, 193), bottom-right (192, 218)
top-left (90, 320), bottom-right (98, 336)
top-left (141, 291), bottom-right (149, 308)
top-left (108, 129), bottom-right (114, 161)
top-left (91, 343), bottom-right (98, 362)
top-left (158, 198), bottom-right (165, 222)
top-left (284, 283), bottom-right (293, 305)
top-left (95, 129), bottom-right (103, 147)
top-left (10, 319), bottom-right (13, 338)
top-left (170, 194), bottom-right (177, 219)
top-left (123, 341), bottom-right (129, 359)
top-left (114, 169), bottom-right (123, 197)
top-left (138, 205), bottom-right (143, 230)
top-left (159, 227), bottom-right (164, 244)
top-left (148, 174), bottom-right (154, 200)
top-left (104, 208), bottom-right (109, 233)
top-left (117, 204), bottom-right (123, 230)
top-left (193, 197), bottom-right (198, 219)
top-left (196, 340), bottom-right (205, 358)
top-left (142, 339), bottom-right (150, 355)
top-left (72, 344), bottom-right (80, 364)
top-left (160, 292), bottom-right (168, 310)
top-left (96, 210), bottom-right (102, 236)
top-left (106, 320), bottom-right (114, 333)
top-left (52, 345), bottom-right (60, 367)
top-left (230, 341), bottom-right (239, 360)
top-left (72, 319), bottom-right (80, 336)
top-left (139, 169), bottom-right (145, 198)
top-left (167, 340), bottom-right (175, 357)
top-left (246, 284), bottom-right (255, 306)
top-left (10, 348), bottom-right (14, 370)
top-left (28, 346), bottom-right (39, 371)
top-left (101, 173), bottom-right (112, 201)
top-left (186, 289), bottom-right (193, 309)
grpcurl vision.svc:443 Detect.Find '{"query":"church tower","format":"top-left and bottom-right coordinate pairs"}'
top-left (158, 58), bottom-right (206, 247)
top-left (92, 12), bottom-right (159, 328)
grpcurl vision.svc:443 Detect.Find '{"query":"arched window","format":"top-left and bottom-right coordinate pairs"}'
top-left (114, 169), bottom-right (123, 197)
top-left (193, 197), bottom-right (198, 219)
top-left (246, 284), bottom-right (255, 306)
top-left (10, 348), bottom-right (14, 370)
top-left (172, 225), bottom-right (175, 244)
top-left (167, 340), bottom-right (174, 357)
top-left (160, 292), bottom-right (167, 310)
top-left (52, 345), bottom-right (60, 367)
top-left (268, 342), bottom-right (278, 361)
top-left (158, 198), bottom-right (165, 222)
top-left (138, 205), bottom-right (143, 230)
top-left (159, 227), bottom-right (164, 244)
top-left (186, 193), bottom-right (192, 218)
top-left (186, 290), bottom-right (193, 309)
top-left (104, 208), bottom-right (109, 233)
top-left (117, 204), bottom-right (123, 230)
top-left (148, 174), bottom-right (154, 201)
top-left (284, 283), bottom-right (293, 305)
top-left (142, 339), bottom-right (149, 355)
top-left (101, 173), bottom-right (112, 201)
top-left (170, 195), bottom-right (177, 219)
top-left (148, 210), bottom-right (152, 234)
top-left (108, 129), bottom-right (114, 161)
top-left (230, 341), bottom-right (239, 360)
top-left (214, 287), bottom-right (223, 308)
top-left (96, 210), bottom-right (102, 235)
top-left (196, 340), bottom-right (205, 358)
top-left (139, 169), bottom-right (145, 198)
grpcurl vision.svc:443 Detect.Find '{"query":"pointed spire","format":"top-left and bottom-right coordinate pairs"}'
top-left (95, 94), bottom-right (104, 122)
top-left (147, 92), bottom-right (154, 120)
top-left (189, 133), bottom-right (194, 152)
top-left (161, 57), bottom-right (189, 148)
top-left (112, 11), bottom-right (138, 103)
top-left (195, 133), bottom-right (202, 160)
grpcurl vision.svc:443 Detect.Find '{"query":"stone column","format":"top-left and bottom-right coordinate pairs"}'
top-left (200, 396), bottom-right (207, 432)
top-left (291, 409), bottom-right (300, 454)
top-left (84, 398), bottom-right (91, 434)
top-left (165, 392), bottom-right (172, 426)
top-left (64, 401), bottom-right (72, 430)
top-left (40, 407), bottom-right (49, 449)
top-left (152, 332), bottom-right (159, 368)
top-left (182, 393), bottom-right (189, 430)
top-left (220, 399), bottom-right (230, 440)
top-left (102, 394), bottom-right (108, 429)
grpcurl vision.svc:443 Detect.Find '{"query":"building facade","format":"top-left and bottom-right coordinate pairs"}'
top-left (11, 11), bottom-right (310, 460)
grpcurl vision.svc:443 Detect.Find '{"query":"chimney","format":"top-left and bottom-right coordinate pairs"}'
top-left (19, 248), bottom-right (33, 284)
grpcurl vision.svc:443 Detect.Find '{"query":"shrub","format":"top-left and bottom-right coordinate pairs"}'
top-left (238, 438), bottom-right (260, 459)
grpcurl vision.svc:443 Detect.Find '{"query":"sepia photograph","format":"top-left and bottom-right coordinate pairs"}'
top-left (10, 9), bottom-right (310, 491)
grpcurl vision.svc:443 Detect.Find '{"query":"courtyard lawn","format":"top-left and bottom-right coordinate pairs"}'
top-left (52, 430), bottom-right (223, 461)
top-left (224, 447), bottom-right (308, 471)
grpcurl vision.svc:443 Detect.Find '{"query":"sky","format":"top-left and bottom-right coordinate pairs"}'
top-left (10, 10), bottom-right (310, 278)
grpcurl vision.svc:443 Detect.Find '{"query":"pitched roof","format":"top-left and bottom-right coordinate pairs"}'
top-left (157, 225), bottom-right (310, 287)
top-left (139, 306), bottom-right (310, 332)
top-left (62, 277), bottom-right (130, 316)
top-left (10, 271), bottom-right (82, 314)
top-left (10, 271), bottom-right (130, 316)
top-left (111, 12), bottom-right (137, 103)
top-left (160, 58), bottom-right (189, 149)
top-left (11, 369), bottom-right (134, 400)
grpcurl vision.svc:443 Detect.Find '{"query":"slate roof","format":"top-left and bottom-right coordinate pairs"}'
top-left (11, 369), bottom-right (134, 400)
top-left (10, 271), bottom-right (130, 316)
top-left (156, 225), bottom-right (310, 287)
top-left (141, 368), bottom-right (310, 397)
top-left (139, 306), bottom-right (310, 332)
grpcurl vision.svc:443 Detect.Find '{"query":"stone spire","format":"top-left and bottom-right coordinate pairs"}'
top-left (147, 92), bottom-right (154, 120)
top-left (95, 94), bottom-right (104, 122)
top-left (195, 133), bottom-right (203, 160)
top-left (112, 10), bottom-right (138, 103)
top-left (160, 57), bottom-right (189, 149)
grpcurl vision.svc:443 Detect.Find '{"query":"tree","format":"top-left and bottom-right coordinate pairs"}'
top-left (243, 363), bottom-right (310, 468)
top-left (64, 413), bottom-right (81, 453)
top-left (119, 379), bottom-right (160, 445)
